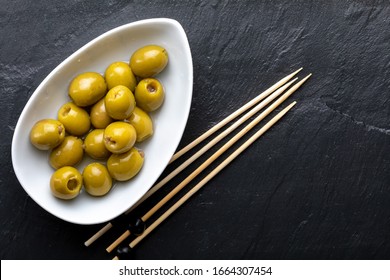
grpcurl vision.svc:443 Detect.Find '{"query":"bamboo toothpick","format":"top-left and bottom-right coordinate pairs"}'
top-left (84, 223), bottom-right (113, 247)
top-left (140, 75), bottom-right (310, 222)
top-left (106, 74), bottom-right (311, 253)
top-left (124, 101), bottom-right (297, 253)
top-left (84, 68), bottom-right (303, 247)
top-left (126, 77), bottom-right (298, 213)
top-left (106, 230), bottom-right (131, 254)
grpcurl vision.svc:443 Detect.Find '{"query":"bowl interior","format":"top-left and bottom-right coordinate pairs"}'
top-left (11, 18), bottom-right (193, 224)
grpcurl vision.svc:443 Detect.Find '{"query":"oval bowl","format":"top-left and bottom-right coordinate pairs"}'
top-left (11, 18), bottom-right (193, 225)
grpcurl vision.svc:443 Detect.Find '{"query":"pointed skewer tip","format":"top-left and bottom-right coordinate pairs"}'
top-left (277, 101), bottom-right (297, 116)
top-left (300, 73), bottom-right (312, 83)
top-left (286, 101), bottom-right (297, 110)
top-left (292, 67), bottom-right (303, 75)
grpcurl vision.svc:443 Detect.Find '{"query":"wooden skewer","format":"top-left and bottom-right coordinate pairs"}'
top-left (106, 74), bottom-right (311, 253)
top-left (84, 68), bottom-right (301, 247)
top-left (106, 230), bottom-right (131, 253)
top-left (125, 77), bottom-right (298, 213)
top-left (140, 75), bottom-right (310, 222)
top-left (169, 67), bottom-right (302, 164)
top-left (123, 101), bottom-right (297, 253)
top-left (84, 222), bottom-right (113, 247)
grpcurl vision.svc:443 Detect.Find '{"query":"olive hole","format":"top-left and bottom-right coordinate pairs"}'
top-left (62, 106), bottom-right (71, 117)
top-left (67, 178), bottom-right (79, 191)
top-left (105, 136), bottom-right (116, 145)
top-left (58, 125), bottom-right (63, 135)
top-left (147, 83), bottom-right (157, 93)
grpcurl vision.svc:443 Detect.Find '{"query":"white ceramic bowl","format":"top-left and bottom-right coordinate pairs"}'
top-left (11, 18), bottom-right (193, 225)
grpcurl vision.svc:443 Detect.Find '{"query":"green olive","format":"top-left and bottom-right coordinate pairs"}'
top-left (130, 45), bottom-right (168, 78)
top-left (84, 129), bottom-right (111, 160)
top-left (57, 102), bottom-right (91, 136)
top-left (49, 136), bottom-right (84, 169)
top-left (105, 61), bottom-right (137, 92)
top-left (107, 147), bottom-right (144, 181)
top-left (30, 119), bottom-right (65, 150)
top-left (104, 121), bottom-right (136, 154)
top-left (83, 163), bottom-right (112, 197)
top-left (127, 107), bottom-right (153, 142)
top-left (69, 72), bottom-right (107, 107)
top-left (134, 78), bottom-right (164, 112)
top-left (90, 98), bottom-right (114, 129)
top-left (50, 166), bottom-right (82, 200)
top-left (104, 85), bottom-right (135, 120)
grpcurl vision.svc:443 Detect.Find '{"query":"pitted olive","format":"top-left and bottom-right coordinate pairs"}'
top-left (104, 85), bottom-right (135, 120)
top-left (90, 98), bottom-right (114, 129)
top-left (105, 61), bottom-right (137, 92)
top-left (50, 166), bottom-right (82, 200)
top-left (69, 72), bottom-right (107, 107)
top-left (134, 78), bottom-right (164, 112)
top-left (107, 147), bottom-right (144, 181)
top-left (127, 107), bottom-right (153, 142)
top-left (83, 163), bottom-right (113, 197)
top-left (84, 129), bottom-right (111, 160)
top-left (30, 119), bottom-right (65, 150)
top-left (130, 45), bottom-right (168, 78)
top-left (58, 102), bottom-right (90, 136)
top-left (49, 136), bottom-right (84, 169)
top-left (103, 121), bottom-right (136, 154)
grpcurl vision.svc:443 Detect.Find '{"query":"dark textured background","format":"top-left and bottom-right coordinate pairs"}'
top-left (1, 0), bottom-right (389, 260)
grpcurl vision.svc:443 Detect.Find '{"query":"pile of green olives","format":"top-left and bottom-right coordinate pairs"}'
top-left (29, 45), bottom-right (169, 200)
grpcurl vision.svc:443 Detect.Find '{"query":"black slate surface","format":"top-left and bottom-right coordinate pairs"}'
top-left (1, 0), bottom-right (389, 260)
